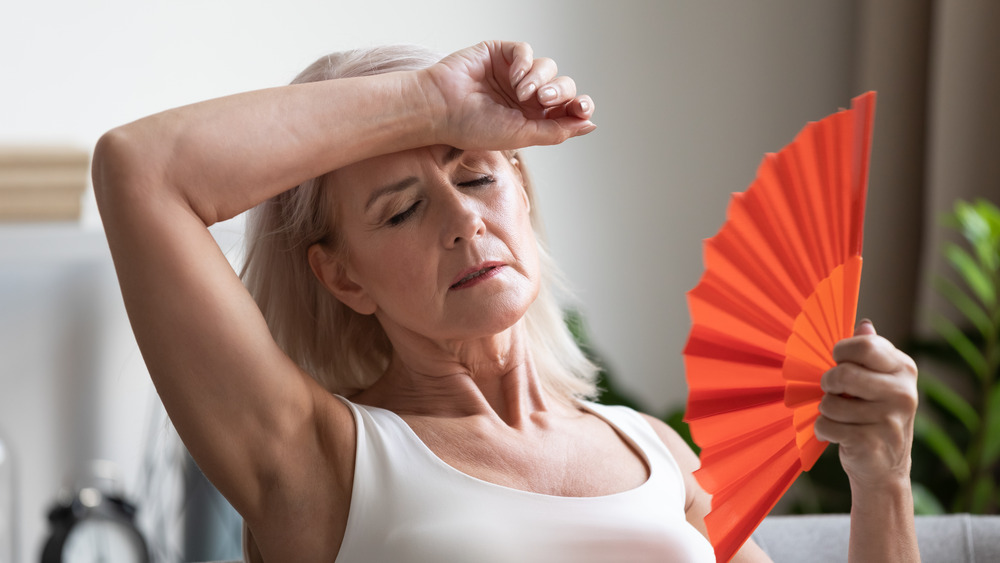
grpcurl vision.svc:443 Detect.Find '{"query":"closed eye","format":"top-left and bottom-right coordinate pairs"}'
top-left (387, 201), bottom-right (421, 226)
top-left (458, 175), bottom-right (495, 188)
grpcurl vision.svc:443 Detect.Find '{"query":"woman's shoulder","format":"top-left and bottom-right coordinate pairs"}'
top-left (582, 401), bottom-right (700, 473)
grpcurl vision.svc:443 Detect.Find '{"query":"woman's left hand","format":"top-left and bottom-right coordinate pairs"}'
top-left (422, 41), bottom-right (595, 151)
top-left (814, 320), bottom-right (919, 488)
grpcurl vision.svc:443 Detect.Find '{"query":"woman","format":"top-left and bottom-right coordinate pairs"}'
top-left (93, 41), bottom-right (920, 562)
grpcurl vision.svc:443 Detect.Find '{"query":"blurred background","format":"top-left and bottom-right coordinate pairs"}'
top-left (1, 0), bottom-right (997, 561)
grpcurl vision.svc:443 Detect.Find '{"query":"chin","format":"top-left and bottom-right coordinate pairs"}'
top-left (449, 287), bottom-right (538, 340)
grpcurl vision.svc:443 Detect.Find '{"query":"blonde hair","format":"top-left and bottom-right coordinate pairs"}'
top-left (240, 45), bottom-right (599, 402)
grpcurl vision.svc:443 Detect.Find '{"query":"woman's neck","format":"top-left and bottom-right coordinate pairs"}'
top-left (351, 322), bottom-right (563, 426)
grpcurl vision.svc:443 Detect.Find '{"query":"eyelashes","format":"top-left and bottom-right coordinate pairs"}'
top-left (387, 201), bottom-right (420, 226)
top-left (384, 175), bottom-right (495, 227)
top-left (457, 174), bottom-right (495, 188)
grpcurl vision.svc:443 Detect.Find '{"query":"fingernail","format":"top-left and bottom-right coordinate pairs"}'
top-left (512, 69), bottom-right (526, 85)
top-left (860, 318), bottom-right (873, 327)
top-left (579, 99), bottom-right (590, 113)
top-left (518, 82), bottom-right (536, 101)
top-left (538, 86), bottom-right (557, 102)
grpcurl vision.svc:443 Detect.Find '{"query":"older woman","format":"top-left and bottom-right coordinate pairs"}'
top-left (93, 41), bottom-right (919, 562)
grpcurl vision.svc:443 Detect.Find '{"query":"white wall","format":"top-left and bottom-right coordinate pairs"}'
top-left (0, 0), bottom-right (858, 559)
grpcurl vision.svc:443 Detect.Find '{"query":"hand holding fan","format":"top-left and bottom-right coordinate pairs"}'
top-left (682, 92), bottom-right (876, 562)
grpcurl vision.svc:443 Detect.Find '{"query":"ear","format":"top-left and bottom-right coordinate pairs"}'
top-left (508, 155), bottom-right (530, 213)
top-left (307, 243), bottom-right (377, 315)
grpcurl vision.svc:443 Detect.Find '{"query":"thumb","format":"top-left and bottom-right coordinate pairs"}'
top-left (854, 318), bottom-right (877, 337)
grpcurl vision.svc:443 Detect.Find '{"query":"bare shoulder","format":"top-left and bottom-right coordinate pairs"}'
top-left (638, 413), bottom-right (700, 474)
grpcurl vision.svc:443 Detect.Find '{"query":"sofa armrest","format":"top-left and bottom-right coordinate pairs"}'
top-left (752, 513), bottom-right (1000, 563)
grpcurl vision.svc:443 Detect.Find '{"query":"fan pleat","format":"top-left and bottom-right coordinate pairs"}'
top-left (813, 113), bottom-right (851, 262)
top-left (811, 121), bottom-right (841, 268)
top-left (703, 448), bottom-right (803, 563)
top-left (683, 92), bottom-right (876, 562)
top-left (850, 94), bottom-right (875, 256)
top-left (688, 276), bottom-right (791, 345)
top-left (744, 159), bottom-right (815, 298)
top-left (697, 418), bottom-right (796, 490)
top-left (689, 401), bottom-right (790, 446)
top-left (812, 277), bottom-right (840, 352)
top-left (780, 140), bottom-right (830, 281)
top-left (710, 206), bottom-right (803, 318)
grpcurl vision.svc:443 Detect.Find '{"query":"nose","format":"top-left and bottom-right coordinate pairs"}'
top-left (439, 188), bottom-right (486, 248)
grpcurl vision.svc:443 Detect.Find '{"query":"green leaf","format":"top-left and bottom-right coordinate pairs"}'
top-left (955, 199), bottom-right (1000, 273)
top-left (973, 199), bottom-right (1000, 240)
top-left (945, 243), bottom-right (996, 307)
top-left (933, 276), bottom-right (994, 340)
top-left (918, 371), bottom-right (979, 431)
top-left (914, 413), bottom-right (970, 482)
top-left (911, 481), bottom-right (947, 515)
top-left (955, 200), bottom-right (992, 247)
top-left (980, 385), bottom-right (1000, 467)
top-left (932, 314), bottom-right (990, 380)
top-left (969, 477), bottom-right (995, 514)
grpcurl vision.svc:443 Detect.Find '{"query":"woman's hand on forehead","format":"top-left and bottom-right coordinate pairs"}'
top-left (421, 40), bottom-right (596, 151)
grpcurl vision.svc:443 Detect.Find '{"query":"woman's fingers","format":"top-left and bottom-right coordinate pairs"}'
top-left (430, 40), bottom-right (595, 149)
top-left (503, 41), bottom-right (534, 88)
top-left (820, 361), bottom-right (911, 401)
top-left (814, 320), bottom-right (919, 485)
top-left (833, 321), bottom-right (918, 375)
top-left (520, 114), bottom-right (597, 146)
top-left (816, 363), bottom-right (917, 443)
top-left (515, 57), bottom-right (558, 102)
top-left (543, 95), bottom-right (595, 121)
top-left (816, 382), bottom-right (915, 427)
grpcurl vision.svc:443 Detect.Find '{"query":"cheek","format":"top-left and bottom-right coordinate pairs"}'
top-left (353, 239), bottom-right (423, 283)
top-left (498, 189), bottom-right (539, 264)
top-left (347, 235), bottom-right (441, 311)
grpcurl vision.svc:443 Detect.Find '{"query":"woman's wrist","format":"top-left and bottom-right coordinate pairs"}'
top-left (410, 65), bottom-right (465, 149)
top-left (845, 457), bottom-right (913, 496)
top-left (847, 474), bottom-right (919, 563)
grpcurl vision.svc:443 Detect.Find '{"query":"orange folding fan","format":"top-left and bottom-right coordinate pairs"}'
top-left (683, 92), bottom-right (876, 562)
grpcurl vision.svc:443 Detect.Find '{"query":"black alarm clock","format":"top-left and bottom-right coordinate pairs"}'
top-left (41, 463), bottom-right (149, 563)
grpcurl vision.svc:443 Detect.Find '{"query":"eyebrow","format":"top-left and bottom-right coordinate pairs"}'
top-left (365, 176), bottom-right (419, 212)
top-left (363, 147), bottom-right (465, 212)
top-left (443, 146), bottom-right (464, 164)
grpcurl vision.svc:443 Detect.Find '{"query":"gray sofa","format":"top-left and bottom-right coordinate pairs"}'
top-left (201, 514), bottom-right (1000, 562)
top-left (753, 514), bottom-right (1000, 562)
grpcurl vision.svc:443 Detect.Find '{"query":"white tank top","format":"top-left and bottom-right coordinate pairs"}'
top-left (333, 397), bottom-right (716, 562)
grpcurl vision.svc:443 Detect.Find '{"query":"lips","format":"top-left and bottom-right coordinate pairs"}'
top-left (450, 262), bottom-right (505, 289)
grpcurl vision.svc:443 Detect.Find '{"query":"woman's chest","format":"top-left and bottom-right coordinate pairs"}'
top-left (403, 414), bottom-right (651, 497)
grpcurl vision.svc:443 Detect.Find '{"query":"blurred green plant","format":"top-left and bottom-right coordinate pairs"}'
top-left (911, 198), bottom-right (1000, 514)
top-left (564, 308), bottom-right (697, 451)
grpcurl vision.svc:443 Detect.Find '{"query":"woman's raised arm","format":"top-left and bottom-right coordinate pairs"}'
top-left (92, 71), bottom-right (433, 522)
top-left (816, 320), bottom-right (921, 562)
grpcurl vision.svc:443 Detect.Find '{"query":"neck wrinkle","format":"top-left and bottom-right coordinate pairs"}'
top-left (354, 324), bottom-right (557, 427)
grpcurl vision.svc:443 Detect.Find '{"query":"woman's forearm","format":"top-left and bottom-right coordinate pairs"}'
top-left (93, 70), bottom-right (434, 225)
top-left (848, 477), bottom-right (920, 562)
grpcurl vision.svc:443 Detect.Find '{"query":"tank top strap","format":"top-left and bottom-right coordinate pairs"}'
top-left (578, 401), bottom-right (690, 505)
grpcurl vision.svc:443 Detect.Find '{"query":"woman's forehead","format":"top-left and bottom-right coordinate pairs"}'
top-left (329, 147), bottom-right (509, 195)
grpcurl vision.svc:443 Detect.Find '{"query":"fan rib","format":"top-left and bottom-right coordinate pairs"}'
top-left (782, 131), bottom-right (832, 279)
top-left (710, 221), bottom-right (802, 319)
top-left (743, 162), bottom-right (814, 299)
top-left (759, 155), bottom-right (822, 294)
